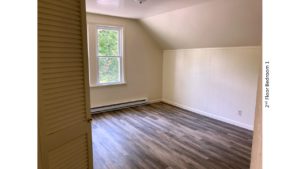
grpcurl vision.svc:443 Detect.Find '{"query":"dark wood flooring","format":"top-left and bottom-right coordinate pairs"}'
top-left (92, 102), bottom-right (253, 169)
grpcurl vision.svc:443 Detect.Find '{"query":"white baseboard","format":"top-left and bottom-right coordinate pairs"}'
top-left (162, 99), bottom-right (253, 131)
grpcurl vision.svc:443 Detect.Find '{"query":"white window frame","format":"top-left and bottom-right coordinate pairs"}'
top-left (88, 24), bottom-right (125, 87)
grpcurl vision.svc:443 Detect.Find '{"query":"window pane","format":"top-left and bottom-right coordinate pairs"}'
top-left (97, 29), bottom-right (119, 56)
top-left (98, 57), bottom-right (120, 84)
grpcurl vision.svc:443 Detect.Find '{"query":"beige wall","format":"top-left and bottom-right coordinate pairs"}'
top-left (87, 13), bottom-right (261, 131)
top-left (162, 46), bottom-right (262, 130)
top-left (87, 13), bottom-right (162, 108)
top-left (140, 0), bottom-right (262, 49)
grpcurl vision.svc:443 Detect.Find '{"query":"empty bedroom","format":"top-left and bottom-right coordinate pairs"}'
top-left (87, 0), bottom-right (262, 169)
top-left (37, 0), bottom-right (262, 169)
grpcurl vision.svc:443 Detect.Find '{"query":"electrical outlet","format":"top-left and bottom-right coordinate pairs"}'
top-left (238, 110), bottom-right (242, 116)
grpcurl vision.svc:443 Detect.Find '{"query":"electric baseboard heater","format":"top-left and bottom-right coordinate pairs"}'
top-left (91, 98), bottom-right (148, 114)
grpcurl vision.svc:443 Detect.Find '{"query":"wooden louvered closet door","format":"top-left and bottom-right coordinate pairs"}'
top-left (38, 0), bottom-right (93, 168)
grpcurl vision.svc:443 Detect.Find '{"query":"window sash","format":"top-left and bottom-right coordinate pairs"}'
top-left (97, 26), bottom-right (122, 57)
top-left (92, 25), bottom-right (124, 86)
top-left (97, 56), bottom-right (123, 85)
top-left (97, 56), bottom-right (121, 57)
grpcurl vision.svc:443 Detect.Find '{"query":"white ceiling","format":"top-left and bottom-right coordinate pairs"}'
top-left (86, 0), bottom-right (208, 19)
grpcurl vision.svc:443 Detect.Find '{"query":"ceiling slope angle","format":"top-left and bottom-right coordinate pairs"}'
top-left (86, 0), bottom-right (262, 49)
top-left (139, 0), bottom-right (262, 49)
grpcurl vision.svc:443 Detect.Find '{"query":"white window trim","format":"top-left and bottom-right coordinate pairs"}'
top-left (88, 24), bottom-right (126, 87)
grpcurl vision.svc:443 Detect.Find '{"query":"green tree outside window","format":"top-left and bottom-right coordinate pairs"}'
top-left (97, 28), bottom-right (121, 84)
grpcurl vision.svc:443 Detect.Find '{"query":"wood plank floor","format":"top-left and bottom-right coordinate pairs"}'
top-left (92, 102), bottom-right (253, 169)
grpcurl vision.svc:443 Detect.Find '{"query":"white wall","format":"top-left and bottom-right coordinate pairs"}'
top-left (87, 13), bottom-right (163, 108)
top-left (162, 46), bottom-right (261, 130)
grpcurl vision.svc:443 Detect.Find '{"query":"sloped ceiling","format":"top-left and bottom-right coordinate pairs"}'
top-left (139, 0), bottom-right (262, 49)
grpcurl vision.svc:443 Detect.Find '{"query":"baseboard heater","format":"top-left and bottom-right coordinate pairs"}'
top-left (91, 99), bottom-right (148, 114)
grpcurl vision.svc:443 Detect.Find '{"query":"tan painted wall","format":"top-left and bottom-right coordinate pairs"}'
top-left (162, 46), bottom-right (262, 130)
top-left (140, 0), bottom-right (262, 49)
top-left (87, 13), bottom-right (163, 108)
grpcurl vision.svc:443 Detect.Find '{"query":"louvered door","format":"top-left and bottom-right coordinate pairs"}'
top-left (38, 0), bottom-right (93, 168)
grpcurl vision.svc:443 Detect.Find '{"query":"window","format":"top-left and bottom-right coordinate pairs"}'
top-left (89, 25), bottom-right (124, 86)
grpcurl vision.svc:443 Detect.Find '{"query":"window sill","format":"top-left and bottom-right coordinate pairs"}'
top-left (90, 82), bottom-right (127, 88)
